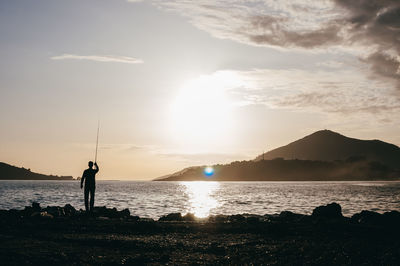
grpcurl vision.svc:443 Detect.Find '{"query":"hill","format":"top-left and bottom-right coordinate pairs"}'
top-left (255, 130), bottom-right (400, 168)
top-left (157, 130), bottom-right (400, 181)
top-left (0, 162), bottom-right (73, 180)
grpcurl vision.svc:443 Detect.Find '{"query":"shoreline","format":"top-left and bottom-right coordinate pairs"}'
top-left (1, 203), bottom-right (400, 265)
top-left (2, 179), bottom-right (400, 182)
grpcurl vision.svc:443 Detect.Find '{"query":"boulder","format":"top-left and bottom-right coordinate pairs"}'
top-left (312, 203), bottom-right (343, 219)
top-left (278, 211), bottom-right (306, 222)
top-left (382, 211), bottom-right (400, 226)
top-left (246, 215), bottom-right (261, 223)
top-left (40, 211), bottom-right (54, 219)
top-left (119, 208), bottom-right (130, 218)
top-left (31, 212), bottom-right (41, 218)
top-left (22, 206), bottom-right (34, 217)
top-left (229, 214), bottom-right (246, 223)
top-left (63, 204), bottom-right (76, 216)
top-left (104, 207), bottom-right (119, 218)
top-left (46, 206), bottom-right (65, 217)
top-left (90, 206), bottom-right (131, 218)
top-left (8, 209), bottom-right (21, 218)
top-left (182, 213), bottom-right (196, 221)
top-left (32, 202), bottom-right (41, 212)
top-left (158, 213), bottom-right (183, 221)
top-left (93, 206), bottom-right (107, 216)
top-left (351, 210), bottom-right (382, 225)
top-left (209, 215), bottom-right (229, 223)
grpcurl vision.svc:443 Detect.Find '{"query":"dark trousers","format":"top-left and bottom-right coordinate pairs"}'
top-left (84, 185), bottom-right (95, 211)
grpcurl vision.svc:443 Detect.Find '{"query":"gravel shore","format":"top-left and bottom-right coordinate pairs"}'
top-left (1, 203), bottom-right (400, 265)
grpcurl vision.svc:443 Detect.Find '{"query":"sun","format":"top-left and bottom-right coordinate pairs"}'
top-left (170, 72), bottom-right (240, 148)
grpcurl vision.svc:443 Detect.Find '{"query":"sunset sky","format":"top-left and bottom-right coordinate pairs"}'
top-left (0, 0), bottom-right (399, 180)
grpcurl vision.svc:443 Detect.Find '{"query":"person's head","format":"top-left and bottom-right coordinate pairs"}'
top-left (88, 161), bottom-right (93, 168)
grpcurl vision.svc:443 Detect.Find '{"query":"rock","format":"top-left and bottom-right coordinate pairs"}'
top-left (229, 214), bottom-right (246, 223)
top-left (40, 211), bottom-right (54, 219)
top-left (31, 212), bottom-right (41, 218)
top-left (119, 208), bottom-right (130, 218)
top-left (351, 210), bottom-right (382, 225)
top-left (46, 206), bottom-right (65, 217)
top-left (312, 203), bottom-right (343, 219)
top-left (158, 213), bottom-right (183, 221)
top-left (32, 202), bottom-right (41, 212)
top-left (63, 204), bottom-right (76, 216)
top-left (138, 217), bottom-right (154, 222)
top-left (8, 209), bottom-right (21, 218)
top-left (182, 213), bottom-right (196, 221)
top-left (129, 215), bottom-right (140, 222)
top-left (279, 211), bottom-right (300, 220)
top-left (110, 207), bottom-right (118, 216)
top-left (277, 211), bottom-right (309, 223)
top-left (88, 206), bottom-right (131, 219)
top-left (382, 211), bottom-right (400, 226)
top-left (208, 215), bottom-right (228, 223)
top-left (246, 216), bottom-right (261, 223)
top-left (93, 206), bottom-right (107, 216)
top-left (22, 206), bottom-right (34, 217)
top-left (93, 206), bottom-right (117, 218)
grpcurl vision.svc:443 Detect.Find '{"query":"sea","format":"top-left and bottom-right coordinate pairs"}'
top-left (0, 180), bottom-right (400, 219)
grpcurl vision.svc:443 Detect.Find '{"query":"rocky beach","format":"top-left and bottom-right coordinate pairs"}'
top-left (1, 202), bottom-right (400, 265)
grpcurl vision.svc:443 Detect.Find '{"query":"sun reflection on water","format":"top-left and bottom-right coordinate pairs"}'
top-left (181, 181), bottom-right (220, 218)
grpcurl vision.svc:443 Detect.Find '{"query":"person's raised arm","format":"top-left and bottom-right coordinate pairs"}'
top-left (80, 171), bottom-right (86, 189)
top-left (94, 162), bottom-right (99, 173)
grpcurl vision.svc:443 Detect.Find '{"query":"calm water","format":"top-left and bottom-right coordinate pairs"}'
top-left (0, 180), bottom-right (400, 218)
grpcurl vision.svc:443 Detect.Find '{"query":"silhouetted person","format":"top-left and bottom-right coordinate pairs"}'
top-left (81, 161), bottom-right (99, 212)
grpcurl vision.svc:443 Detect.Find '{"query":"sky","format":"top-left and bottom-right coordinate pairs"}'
top-left (0, 0), bottom-right (399, 180)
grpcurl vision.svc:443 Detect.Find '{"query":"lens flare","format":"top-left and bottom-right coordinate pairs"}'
top-left (204, 166), bottom-right (214, 177)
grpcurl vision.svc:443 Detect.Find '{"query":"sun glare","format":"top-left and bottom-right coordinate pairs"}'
top-left (170, 72), bottom-right (241, 147)
top-left (181, 181), bottom-right (220, 218)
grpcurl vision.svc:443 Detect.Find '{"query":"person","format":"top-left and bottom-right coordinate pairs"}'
top-left (80, 161), bottom-right (99, 212)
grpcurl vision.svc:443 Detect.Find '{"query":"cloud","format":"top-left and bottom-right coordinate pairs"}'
top-left (363, 52), bottom-right (400, 86)
top-left (51, 54), bottom-right (144, 64)
top-left (140, 0), bottom-right (400, 89)
top-left (244, 68), bottom-right (400, 114)
top-left (316, 60), bottom-right (344, 69)
top-left (149, 1), bottom-right (345, 49)
top-left (187, 68), bottom-right (400, 126)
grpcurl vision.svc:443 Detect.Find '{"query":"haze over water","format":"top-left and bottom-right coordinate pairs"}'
top-left (1, 180), bottom-right (400, 219)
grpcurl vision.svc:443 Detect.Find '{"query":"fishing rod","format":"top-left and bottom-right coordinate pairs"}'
top-left (94, 120), bottom-right (100, 163)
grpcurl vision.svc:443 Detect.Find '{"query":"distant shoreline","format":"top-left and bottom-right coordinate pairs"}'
top-left (0, 179), bottom-right (76, 181)
top-left (1, 179), bottom-right (399, 182)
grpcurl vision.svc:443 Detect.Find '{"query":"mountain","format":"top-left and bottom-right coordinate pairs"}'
top-left (157, 130), bottom-right (400, 181)
top-left (0, 162), bottom-right (73, 180)
top-left (255, 130), bottom-right (400, 168)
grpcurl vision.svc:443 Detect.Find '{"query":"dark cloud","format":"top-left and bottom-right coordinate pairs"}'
top-left (223, 1), bottom-right (400, 88)
top-left (248, 15), bottom-right (342, 48)
top-left (278, 90), bottom-right (400, 115)
top-left (364, 52), bottom-right (400, 83)
top-left (152, 0), bottom-right (400, 89)
top-left (247, 0), bottom-right (400, 89)
top-left (333, 0), bottom-right (400, 87)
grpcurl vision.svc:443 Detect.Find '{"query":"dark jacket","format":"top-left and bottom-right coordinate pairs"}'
top-left (81, 165), bottom-right (99, 188)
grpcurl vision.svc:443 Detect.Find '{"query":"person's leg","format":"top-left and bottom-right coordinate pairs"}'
top-left (89, 187), bottom-right (95, 211)
top-left (84, 186), bottom-right (89, 211)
